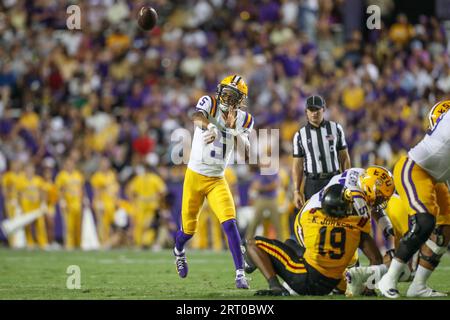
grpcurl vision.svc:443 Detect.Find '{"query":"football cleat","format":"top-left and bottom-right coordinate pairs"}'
top-left (406, 284), bottom-right (448, 298)
top-left (345, 267), bottom-right (370, 297)
top-left (377, 274), bottom-right (400, 298)
top-left (174, 248), bottom-right (188, 278)
top-left (235, 274), bottom-right (250, 289)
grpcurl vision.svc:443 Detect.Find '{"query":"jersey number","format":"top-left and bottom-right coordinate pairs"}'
top-left (318, 227), bottom-right (346, 259)
top-left (210, 131), bottom-right (227, 159)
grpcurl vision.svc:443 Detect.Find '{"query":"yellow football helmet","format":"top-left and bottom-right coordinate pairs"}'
top-left (216, 75), bottom-right (248, 112)
top-left (428, 100), bottom-right (450, 130)
top-left (359, 166), bottom-right (395, 209)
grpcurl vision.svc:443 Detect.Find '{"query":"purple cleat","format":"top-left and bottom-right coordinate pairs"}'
top-left (235, 274), bottom-right (249, 289)
top-left (174, 248), bottom-right (188, 278)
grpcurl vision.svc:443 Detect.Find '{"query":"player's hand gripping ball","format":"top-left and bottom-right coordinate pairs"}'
top-left (138, 6), bottom-right (158, 31)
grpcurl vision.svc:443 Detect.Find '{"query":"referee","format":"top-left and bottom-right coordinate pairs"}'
top-left (292, 95), bottom-right (351, 209)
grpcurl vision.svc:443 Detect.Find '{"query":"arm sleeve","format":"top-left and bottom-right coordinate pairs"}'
top-left (336, 123), bottom-right (348, 150)
top-left (194, 95), bottom-right (213, 118)
top-left (237, 111), bottom-right (254, 135)
top-left (293, 131), bottom-right (305, 157)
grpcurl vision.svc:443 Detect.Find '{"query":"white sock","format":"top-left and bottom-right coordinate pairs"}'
top-left (386, 259), bottom-right (406, 281)
top-left (411, 265), bottom-right (433, 287)
top-left (174, 247), bottom-right (184, 255)
top-left (236, 269), bottom-right (245, 277)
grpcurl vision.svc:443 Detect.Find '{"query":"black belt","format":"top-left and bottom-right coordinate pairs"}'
top-left (305, 172), bottom-right (339, 179)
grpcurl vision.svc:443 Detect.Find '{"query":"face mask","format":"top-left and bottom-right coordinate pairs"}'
top-left (219, 87), bottom-right (241, 112)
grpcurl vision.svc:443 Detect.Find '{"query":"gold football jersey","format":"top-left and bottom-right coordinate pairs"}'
top-left (295, 208), bottom-right (371, 279)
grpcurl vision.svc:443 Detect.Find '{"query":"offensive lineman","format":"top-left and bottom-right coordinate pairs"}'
top-left (378, 101), bottom-right (450, 298)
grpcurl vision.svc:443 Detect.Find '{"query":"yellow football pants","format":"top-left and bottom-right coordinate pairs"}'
top-left (192, 202), bottom-right (225, 251)
top-left (394, 156), bottom-right (450, 225)
top-left (181, 168), bottom-right (235, 235)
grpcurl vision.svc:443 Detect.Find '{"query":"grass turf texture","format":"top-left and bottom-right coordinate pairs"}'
top-left (0, 248), bottom-right (449, 299)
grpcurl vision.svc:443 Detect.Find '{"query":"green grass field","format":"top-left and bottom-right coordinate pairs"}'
top-left (0, 248), bottom-right (449, 300)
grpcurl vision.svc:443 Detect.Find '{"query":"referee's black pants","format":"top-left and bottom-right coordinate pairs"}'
top-left (304, 177), bottom-right (333, 201)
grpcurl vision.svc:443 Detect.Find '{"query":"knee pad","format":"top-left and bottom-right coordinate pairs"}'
top-left (396, 212), bottom-right (436, 262)
top-left (420, 236), bottom-right (448, 268)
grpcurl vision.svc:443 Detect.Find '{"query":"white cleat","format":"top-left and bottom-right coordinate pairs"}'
top-left (406, 284), bottom-right (448, 298)
top-left (345, 267), bottom-right (371, 297)
top-left (377, 275), bottom-right (400, 299)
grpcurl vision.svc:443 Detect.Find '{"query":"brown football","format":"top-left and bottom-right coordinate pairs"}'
top-left (137, 6), bottom-right (158, 31)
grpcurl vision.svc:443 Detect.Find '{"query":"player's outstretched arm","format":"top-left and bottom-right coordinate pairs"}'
top-left (359, 232), bottom-right (383, 265)
top-left (371, 208), bottom-right (395, 251)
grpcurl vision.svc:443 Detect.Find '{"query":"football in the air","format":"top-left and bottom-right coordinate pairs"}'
top-left (137, 6), bottom-right (158, 31)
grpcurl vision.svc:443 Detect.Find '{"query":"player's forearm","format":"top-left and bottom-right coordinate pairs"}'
top-left (292, 158), bottom-right (303, 192)
top-left (191, 111), bottom-right (210, 130)
top-left (359, 232), bottom-right (383, 265)
top-left (235, 134), bottom-right (251, 163)
top-left (338, 149), bottom-right (351, 171)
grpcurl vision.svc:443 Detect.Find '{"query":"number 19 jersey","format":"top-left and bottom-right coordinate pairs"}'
top-left (295, 208), bottom-right (371, 279)
top-left (188, 95), bottom-right (254, 177)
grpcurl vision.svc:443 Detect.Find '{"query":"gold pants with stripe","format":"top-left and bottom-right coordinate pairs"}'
top-left (394, 156), bottom-right (450, 226)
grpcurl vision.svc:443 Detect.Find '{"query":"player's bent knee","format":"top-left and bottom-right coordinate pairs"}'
top-left (396, 212), bottom-right (436, 262)
top-left (420, 237), bottom-right (448, 268)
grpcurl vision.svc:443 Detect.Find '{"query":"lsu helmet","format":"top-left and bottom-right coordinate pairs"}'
top-left (428, 100), bottom-right (450, 130)
top-left (216, 75), bottom-right (248, 112)
top-left (321, 184), bottom-right (353, 218)
top-left (359, 166), bottom-right (394, 210)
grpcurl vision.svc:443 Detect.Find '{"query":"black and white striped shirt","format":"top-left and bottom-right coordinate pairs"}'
top-left (293, 120), bottom-right (347, 175)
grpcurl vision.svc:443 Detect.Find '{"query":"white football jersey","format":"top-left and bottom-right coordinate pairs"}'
top-left (408, 111), bottom-right (450, 183)
top-left (303, 168), bottom-right (371, 217)
top-left (188, 95), bottom-right (254, 177)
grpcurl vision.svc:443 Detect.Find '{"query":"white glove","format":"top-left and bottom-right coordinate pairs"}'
top-left (203, 123), bottom-right (217, 144)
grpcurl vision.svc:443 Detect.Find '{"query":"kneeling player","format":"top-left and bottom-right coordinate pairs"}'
top-left (244, 184), bottom-right (385, 296)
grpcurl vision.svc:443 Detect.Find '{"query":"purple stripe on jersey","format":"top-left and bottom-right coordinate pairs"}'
top-left (401, 158), bottom-right (418, 212)
top-left (243, 112), bottom-right (249, 127)
top-left (402, 158), bottom-right (425, 213)
top-left (407, 158), bottom-right (428, 212)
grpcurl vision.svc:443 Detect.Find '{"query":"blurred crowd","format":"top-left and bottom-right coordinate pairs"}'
top-left (0, 0), bottom-right (449, 250)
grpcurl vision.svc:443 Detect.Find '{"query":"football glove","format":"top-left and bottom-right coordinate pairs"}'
top-left (203, 123), bottom-right (217, 144)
